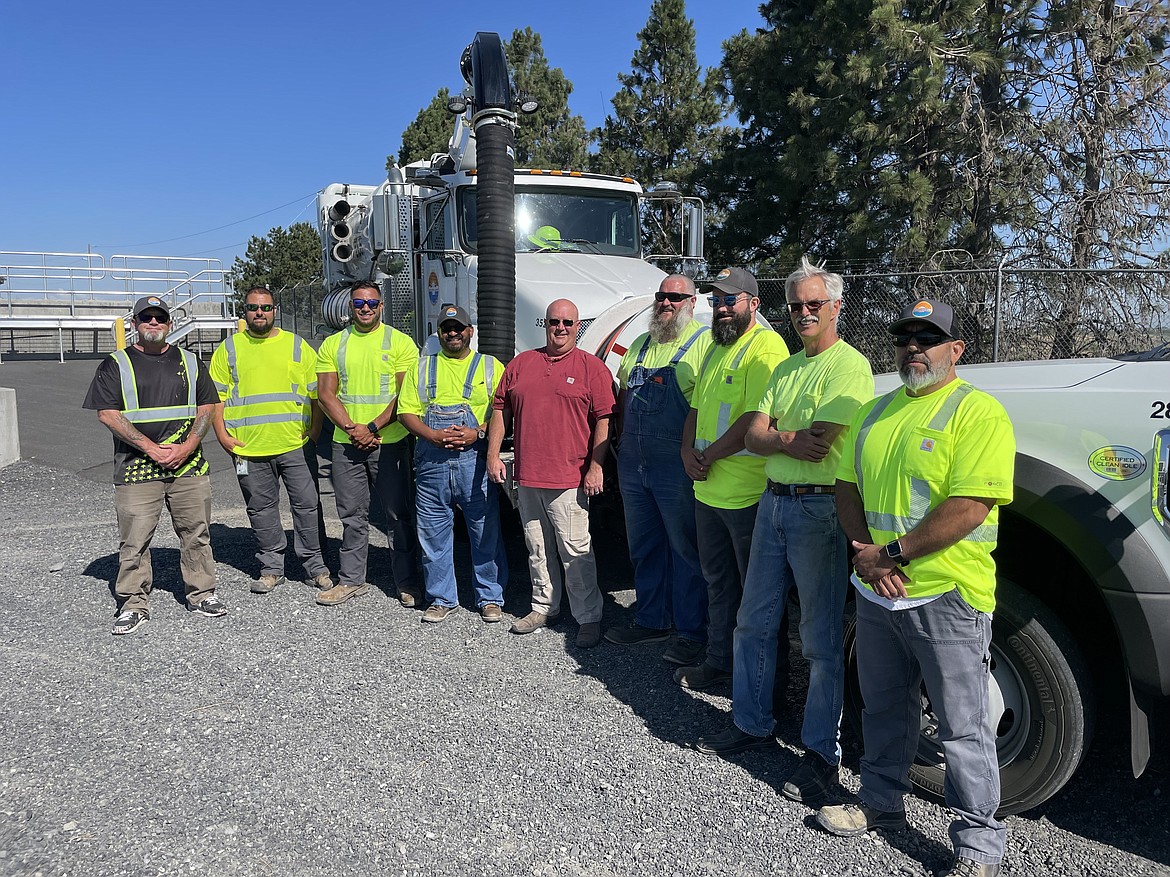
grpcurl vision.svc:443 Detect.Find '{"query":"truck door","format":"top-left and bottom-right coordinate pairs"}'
top-left (418, 193), bottom-right (460, 341)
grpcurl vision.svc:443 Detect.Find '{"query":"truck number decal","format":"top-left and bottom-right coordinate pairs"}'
top-left (1151, 401), bottom-right (1170, 419)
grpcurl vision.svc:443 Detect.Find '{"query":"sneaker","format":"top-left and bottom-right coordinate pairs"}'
top-left (190, 595), bottom-right (229, 618)
top-left (304, 571), bottom-right (334, 590)
top-left (111, 610), bottom-right (148, 636)
top-left (603, 623), bottom-right (671, 645)
top-left (251, 574), bottom-right (285, 594)
top-left (510, 610), bottom-right (558, 635)
top-left (695, 725), bottom-right (774, 755)
top-left (422, 604), bottom-right (454, 623)
top-left (673, 662), bottom-right (731, 691)
top-left (782, 751), bottom-right (840, 805)
top-left (662, 637), bottom-right (706, 666)
top-left (316, 583), bottom-right (370, 606)
top-left (576, 622), bottom-right (602, 648)
top-left (816, 802), bottom-right (907, 837)
top-left (939, 858), bottom-right (1000, 877)
top-left (479, 603), bottom-right (503, 623)
top-left (397, 587), bottom-right (422, 608)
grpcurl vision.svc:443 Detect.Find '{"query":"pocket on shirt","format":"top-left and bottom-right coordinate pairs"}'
top-left (904, 427), bottom-right (950, 481)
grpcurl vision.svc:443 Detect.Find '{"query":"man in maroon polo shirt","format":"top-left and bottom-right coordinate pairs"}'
top-left (487, 298), bottom-right (616, 648)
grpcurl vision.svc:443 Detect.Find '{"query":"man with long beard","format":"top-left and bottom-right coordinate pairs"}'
top-left (675, 268), bottom-right (789, 691)
top-left (606, 275), bottom-right (712, 666)
top-left (817, 299), bottom-right (1014, 877)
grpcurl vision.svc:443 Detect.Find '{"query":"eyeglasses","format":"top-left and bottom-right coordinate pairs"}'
top-left (655, 291), bottom-right (692, 303)
top-left (440, 324), bottom-right (468, 335)
top-left (787, 299), bottom-right (832, 314)
top-left (136, 313), bottom-right (169, 324)
top-left (707, 293), bottom-right (748, 308)
top-left (245, 303), bottom-right (274, 313)
top-left (351, 299), bottom-right (381, 310)
top-left (547, 318), bottom-right (575, 328)
top-left (893, 329), bottom-right (951, 348)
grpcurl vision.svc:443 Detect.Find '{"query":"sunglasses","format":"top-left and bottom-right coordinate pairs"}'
top-left (245, 303), bottom-right (274, 313)
top-left (787, 299), bottom-right (832, 314)
top-left (351, 299), bottom-right (381, 310)
top-left (547, 318), bottom-right (576, 328)
top-left (707, 293), bottom-right (748, 308)
top-left (893, 329), bottom-right (951, 348)
top-left (440, 324), bottom-right (468, 335)
top-left (655, 291), bottom-right (692, 303)
top-left (136, 312), bottom-right (169, 324)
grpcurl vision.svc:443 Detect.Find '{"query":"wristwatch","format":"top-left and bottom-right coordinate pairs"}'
top-left (885, 539), bottom-right (908, 565)
top-left (476, 428), bottom-right (486, 440)
top-left (366, 421), bottom-right (379, 435)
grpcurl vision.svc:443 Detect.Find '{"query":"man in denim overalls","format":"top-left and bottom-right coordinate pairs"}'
top-left (606, 275), bottom-right (712, 667)
top-left (398, 304), bottom-right (508, 623)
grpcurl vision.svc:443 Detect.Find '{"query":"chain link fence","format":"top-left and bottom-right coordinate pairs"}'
top-left (756, 266), bottom-right (1170, 370)
top-left (271, 282), bottom-right (331, 342)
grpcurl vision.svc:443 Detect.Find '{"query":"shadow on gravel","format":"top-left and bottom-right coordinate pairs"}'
top-left (83, 549), bottom-right (191, 610)
top-left (209, 522), bottom-right (328, 583)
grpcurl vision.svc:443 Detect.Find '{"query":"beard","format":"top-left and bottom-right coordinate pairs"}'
top-left (899, 354), bottom-right (953, 392)
top-left (649, 301), bottom-right (694, 344)
top-left (139, 326), bottom-right (168, 344)
top-left (712, 308), bottom-right (752, 346)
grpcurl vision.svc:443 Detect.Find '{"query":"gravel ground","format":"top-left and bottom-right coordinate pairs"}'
top-left (1, 459), bottom-right (1169, 877)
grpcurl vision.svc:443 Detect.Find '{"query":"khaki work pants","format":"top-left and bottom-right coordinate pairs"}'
top-left (517, 486), bottom-right (602, 624)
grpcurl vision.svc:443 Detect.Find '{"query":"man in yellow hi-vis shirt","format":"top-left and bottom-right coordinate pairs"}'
top-left (398, 304), bottom-right (508, 624)
top-left (316, 280), bottom-right (421, 607)
top-left (211, 287), bottom-right (333, 596)
top-left (676, 267), bottom-right (789, 691)
top-left (817, 299), bottom-right (1014, 877)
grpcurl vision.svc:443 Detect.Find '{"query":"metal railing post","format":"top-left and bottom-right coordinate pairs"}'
top-left (993, 255), bottom-right (1006, 363)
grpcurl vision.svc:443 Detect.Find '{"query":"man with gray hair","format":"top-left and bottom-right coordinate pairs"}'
top-left (606, 275), bottom-right (712, 665)
top-left (696, 258), bottom-right (874, 812)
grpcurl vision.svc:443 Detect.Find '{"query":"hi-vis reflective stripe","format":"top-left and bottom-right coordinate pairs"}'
top-left (222, 333), bottom-right (306, 409)
top-left (338, 325), bottom-right (395, 406)
top-left (111, 348), bottom-right (198, 423)
top-left (694, 328), bottom-right (764, 457)
top-left (855, 383), bottom-right (994, 540)
top-left (224, 412), bottom-right (306, 428)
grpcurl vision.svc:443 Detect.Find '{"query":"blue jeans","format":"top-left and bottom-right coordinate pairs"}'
top-left (617, 444), bottom-right (707, 642)
top-left (415, 450), bottom-right (507, 609)
top-left (856, 589), bottom-right (1005, 864)
top-left (733, 492), bottom-right (847, 761)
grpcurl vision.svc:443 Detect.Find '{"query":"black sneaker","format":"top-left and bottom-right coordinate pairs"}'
top-left (662, 637), bottom-right (706, 666)
top-left (696, 725), bottom-right (774, 755)
top-left (604, 623), bottom-right (671, 645)
top-left (673, 662), bottom-right (731, 691)
top-left (190, 595), bottom-right (229, 618)
top-left (782, 751), bottom-right (840, 805)
top-left (112, 610), bottom-right (148, 636)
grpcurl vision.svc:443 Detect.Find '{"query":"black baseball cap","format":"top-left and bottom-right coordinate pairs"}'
top-left (889, 299), bottom-right (959, 338)
top-left (437, 303), bottom-right (472, 329)
top-left (703, 266), bottom-right (759, 297)
top-left (133, 296), bottom-right (170, 319)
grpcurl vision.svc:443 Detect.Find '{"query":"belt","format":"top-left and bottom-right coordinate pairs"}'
top-left (767, 480), bottom-right (835, 497)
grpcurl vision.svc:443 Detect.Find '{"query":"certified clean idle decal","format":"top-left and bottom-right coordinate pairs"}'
top-left (1087, 446), bottom-right (1147, 481)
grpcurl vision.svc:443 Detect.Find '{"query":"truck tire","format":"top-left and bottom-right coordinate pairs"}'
top-left (842, 579), bottom-right (1095, 815)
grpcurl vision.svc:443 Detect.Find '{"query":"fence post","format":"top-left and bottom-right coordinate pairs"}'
top-left (993, 255), bottom-right (1006, 363)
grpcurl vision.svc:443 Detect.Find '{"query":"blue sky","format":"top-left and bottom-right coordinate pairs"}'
top-left (1, 1), bottom-right (766, 271)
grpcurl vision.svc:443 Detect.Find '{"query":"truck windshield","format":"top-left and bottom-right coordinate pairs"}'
top-left (458, 186), bottom-right (640, 257)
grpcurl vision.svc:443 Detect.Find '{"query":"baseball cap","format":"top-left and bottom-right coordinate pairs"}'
top-left (133, 296), bottom-right (170, 319)
top-left (703, 266), bottom-right (759, 297)
top-left (889, 299), bottom-right (959, 338)
top-left (437, 303), bottom-right (472, 329)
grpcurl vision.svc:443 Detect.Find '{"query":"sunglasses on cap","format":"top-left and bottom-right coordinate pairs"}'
top-left (655, 291), bottom-right (692, 303)
top-left (136, 312), bottom-right (170, 324)
top-left (245, 303), bottom-right (274, 312)
top-left (892, 328), bottom-right (952, 348)
top-left (351, 298), bottom-right (381, 310)
top-left (707, 292), bottom-right (748, 308)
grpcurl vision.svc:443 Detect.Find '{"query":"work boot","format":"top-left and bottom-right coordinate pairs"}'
top-left (479, 603), bottom-right (503, 623)
top-left (662, 638), bottom-right (705, 666)
top-left (781, 751), bottom-right (840, 805)
top-left (695, 726), bottom-right (774, 756)
top-left (252, 574), bottom-right (285, 594)
top-left (673, 662), bottom-right (731, 691)
top-left (576, 622), bottom-right (602, 648)
top-left (938, 858), bottom-right (1000, 877)
top-left (604, 623), bottom-right (670, 645)
top-left (316, 583), bottom-right (370, 606)
top-left (816, 803), bottom-right (907, 837)
top-left (304, 571), bottom-right (334, 590)
top-left (510, 610), bottom-right (558, 635)
top-left (397, 587), bottom-right (423, 608)
top-left (422, 604), bottom-right (454, 623)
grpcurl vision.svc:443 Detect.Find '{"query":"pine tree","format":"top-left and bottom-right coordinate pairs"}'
top-left (505, 28), bottom-right (590, 169)
top-left (390, 88), bottom-right (453, 170)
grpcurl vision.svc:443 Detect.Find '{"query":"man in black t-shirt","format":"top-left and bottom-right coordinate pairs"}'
top-left (83, 296), bottom-right (227, 635)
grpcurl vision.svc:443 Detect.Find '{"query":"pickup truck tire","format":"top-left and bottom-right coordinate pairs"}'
top-left (843, 579), bottom-right (1095, 816)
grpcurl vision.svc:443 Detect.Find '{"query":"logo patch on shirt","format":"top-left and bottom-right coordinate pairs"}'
top-left (566, 376), bottom-right (575, 384)
top-left (725, 375), bottom-right (733, 384)
top-left (920, 438), bottom-right (935, 452)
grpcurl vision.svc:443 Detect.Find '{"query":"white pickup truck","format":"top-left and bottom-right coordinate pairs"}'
top-left (845, 345), bottom-right (1170, 815)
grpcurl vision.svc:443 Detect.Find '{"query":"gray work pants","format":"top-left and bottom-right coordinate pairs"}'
top-left (236, 445), bottom-right (328, 579)
top-left (856, 589), bottom-right (1006, 864)
top-left (331, 438), bottom-right (418, 589)
top-left (695, 500), bottom-right (758, 672)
